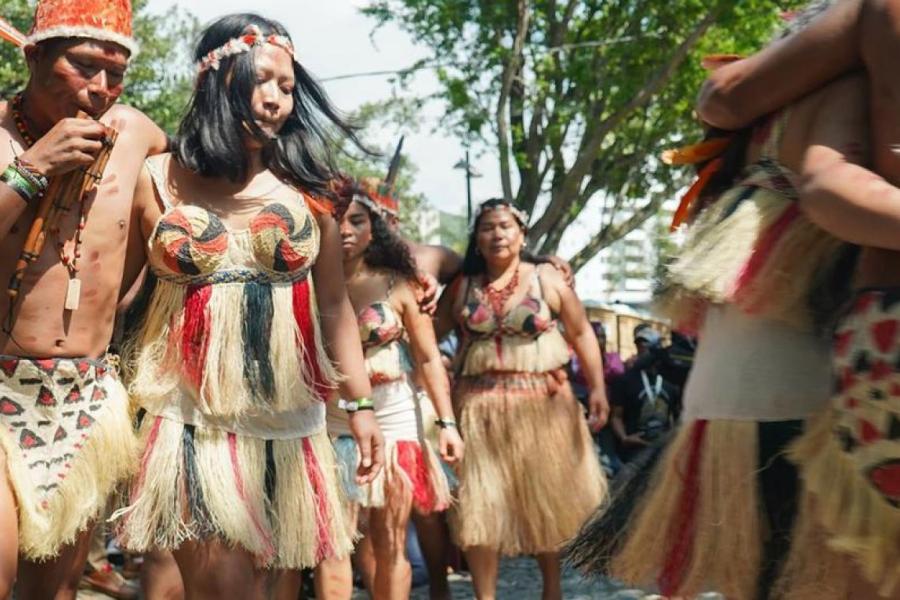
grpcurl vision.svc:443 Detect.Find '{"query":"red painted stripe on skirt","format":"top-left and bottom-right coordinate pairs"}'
top-left (395, 440), bottom-right (441, 513)
top-left (658, 419), bottom-right (709, 596)
top-left (181, 283), bottom-right (213, 391)
top-left (730, 203), bottom-right (800, 304)
top-left (292, 279), bottom-right (329, 401)
top-left (302, 437), bottom-right (335, 562)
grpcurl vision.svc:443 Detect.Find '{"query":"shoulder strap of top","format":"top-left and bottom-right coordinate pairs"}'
top-left (531, 265), bottom-right (545, 300)
top-left (144, 155), bottom-right (175, 210)
top-left (386, 274), bottom-right (397, 298)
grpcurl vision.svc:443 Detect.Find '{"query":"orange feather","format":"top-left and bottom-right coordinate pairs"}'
top-left (0, 16), bottom-right (26, 47)
top-left (670, 157), bottom-right (723, 232)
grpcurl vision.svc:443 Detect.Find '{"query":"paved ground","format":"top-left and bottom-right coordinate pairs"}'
top-left (407, 558), bottom-right (655, 599)
top-left (76, 562), bottom-right (654, 599)
top-left (78, 557), bottom-right (727, 599)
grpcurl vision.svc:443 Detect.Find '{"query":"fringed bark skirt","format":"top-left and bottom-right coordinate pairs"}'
top-left (451, 369), bottom-right (606, 556)
top-left (0, 356), bottom-right (137, 559)
top-left (778, 289), bottom-right (900, 599)
top-left (329, 379), bottom-right (452, 514)
top-left (116, 414), bottom-right (354, 569)
top-left (607, 418), bottom-right (803, 600)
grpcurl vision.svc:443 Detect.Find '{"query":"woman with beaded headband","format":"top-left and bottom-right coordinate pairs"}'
top-left (314, 175), bottom-right (463, 599)
top-left (433, 197), bottom-right (608, 600)
top-left (113, 14), bottom-right (384, 599)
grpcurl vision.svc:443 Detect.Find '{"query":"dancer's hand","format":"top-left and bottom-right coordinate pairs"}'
top-left (587, 387), bottom-right (609, 431)
top-left (348, 410), bottom-right (384, 485)
top-left (547, 256), bottom-right (575, 288)
top-left (21, 117), bottom-right (111, 177)
top-left (415, 270), bottom-right (439, 315)
top-left (622, 434), bottom-right (649, 448)
top-left (438, 426), bottom-right (464, 464)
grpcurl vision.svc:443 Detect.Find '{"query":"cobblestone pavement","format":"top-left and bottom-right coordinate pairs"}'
top-left (78, 558), bottom-right (709, 599)
top-left (405, 558), bottom-right (655, 600)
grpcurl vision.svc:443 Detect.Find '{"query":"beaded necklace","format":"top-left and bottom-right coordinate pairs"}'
top-left (10, 93), bottom-right (36, 148)
top-left (11, 92), bottom-right (88, 310)
top-left (481, 264), bottom-right (520, 321)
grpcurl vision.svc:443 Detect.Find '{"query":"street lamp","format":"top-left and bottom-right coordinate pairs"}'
top-left (453, 151), bottom-right (482, 223)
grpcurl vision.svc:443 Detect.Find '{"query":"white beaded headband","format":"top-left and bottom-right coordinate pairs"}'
top-left (198, 24), bottom-right (296, 73)
top-left (472, 201), bottom-right (529, 229)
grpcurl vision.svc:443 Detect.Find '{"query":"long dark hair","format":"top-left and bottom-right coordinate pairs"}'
top-left (462, 198), bottom-right (550, 276)
top-left (334, 176), bottom-right (418, 281)
top-left (175, 13), bottom-right (368, 196)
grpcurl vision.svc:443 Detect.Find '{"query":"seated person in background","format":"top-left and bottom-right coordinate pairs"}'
top-left (610, 328), bottom-right (681, 462)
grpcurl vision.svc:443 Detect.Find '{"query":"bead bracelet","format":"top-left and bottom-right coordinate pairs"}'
top-left (339, 397), bottom-right (375, 413)
top-left (1, 165), bottom-right (39, 204)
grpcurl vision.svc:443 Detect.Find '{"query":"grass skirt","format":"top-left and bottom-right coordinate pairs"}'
top-left (451, 369), bottom-right (606, 555)
top-left (333, 434), bottom-right (452, 514)
top-left (115, 415), bottom-right (353, 569)
top-left (0, 356), bottom-right (137, 560)
top-left (610, 420), bottom-right (766, 599)
top-left (777, 290), bottom-right (900, 598)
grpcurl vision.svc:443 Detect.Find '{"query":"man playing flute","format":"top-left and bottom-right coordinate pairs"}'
top-left (0, 1), bottom-right (167, 597)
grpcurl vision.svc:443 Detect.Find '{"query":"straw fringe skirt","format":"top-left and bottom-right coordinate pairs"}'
top-left (0, 357), bottom-right (137, 560)
top-left (451, 369), bottom-right (606, 556)
top-left (334, 435), bottom-right (451, 515)
top-left (610, 419), bottom-right (765, 599)
top-left (116, 414), bottom-right (354, 569)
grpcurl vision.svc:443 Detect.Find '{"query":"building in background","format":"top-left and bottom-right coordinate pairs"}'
top-left (416, 204), bottom-right (468, 253)
top-left (574, 201), bottom-right (676, 311)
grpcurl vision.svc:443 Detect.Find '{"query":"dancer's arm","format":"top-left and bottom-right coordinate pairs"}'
top-left (433, 275), bottom-right (462, 341)
top-left (121, 166), bottom-right (159, 298)
top-left (314, 215), bottom-right (384, 482)
top-left (398, 281), bottom-right (464, 464)
top-left (698, 0), bottom-right (862, 129)
top-left (540, 264), bottom-right (609, 429)
top-left (798, 74), bottom-right (900, 249)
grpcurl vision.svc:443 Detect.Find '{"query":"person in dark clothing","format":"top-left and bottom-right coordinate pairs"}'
top-left (610, 328), bottom-right (681, 462)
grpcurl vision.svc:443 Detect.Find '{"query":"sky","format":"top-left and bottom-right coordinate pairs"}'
top-left (147, 0), bottom-right (493, 217)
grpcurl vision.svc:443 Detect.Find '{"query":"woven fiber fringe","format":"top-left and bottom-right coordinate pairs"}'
top-left (661, 179), bottom-right (847, 333)
top-left (128, 278), bottom-right (339, 420)
top-left (451, 371), bottom-right (606, 556)
top-left (611, 420), bottom-right (763, 599)
top-left (125, 278), bottom-right (186, 402)
top-left (662, 185), bottom-right (787, 314)
top-left (564, 432), bottom-right (672, 576)
top-left (116, 417), bottom-right (353, 569)
top-left (778, 409), bottom-right (900, 598)
top-left (1, 381), bottom-right (138, 560)
top-left (731, 212), bottom-right (847, 331)
top-left (460, 328), bottom-right (571, 376)
top-left (333, 437), bottom-right (451, 514)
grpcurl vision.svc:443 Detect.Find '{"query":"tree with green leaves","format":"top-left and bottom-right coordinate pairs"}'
top-left (363, 0), bottom-right (806, 270)
top-left (1, 0), bottom-right (197, 133)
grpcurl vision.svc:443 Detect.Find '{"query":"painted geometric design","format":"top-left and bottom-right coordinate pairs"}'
top-left (832, 290), bottom-right (900, 509)
top-left (64, 385), bottom-right (82, 405)
top-left (868, 460), bottom-right (900, 507)
top-left (20, 429), bottom-right (46, 449)
top-left (36, 386), bottom-right (57, 407)
top-left (0, 397), bottom-right (23, 416)
top-left (0, 359), bottom-right (18, 378)
top-left (0, 357), bottom-right (114, 505)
